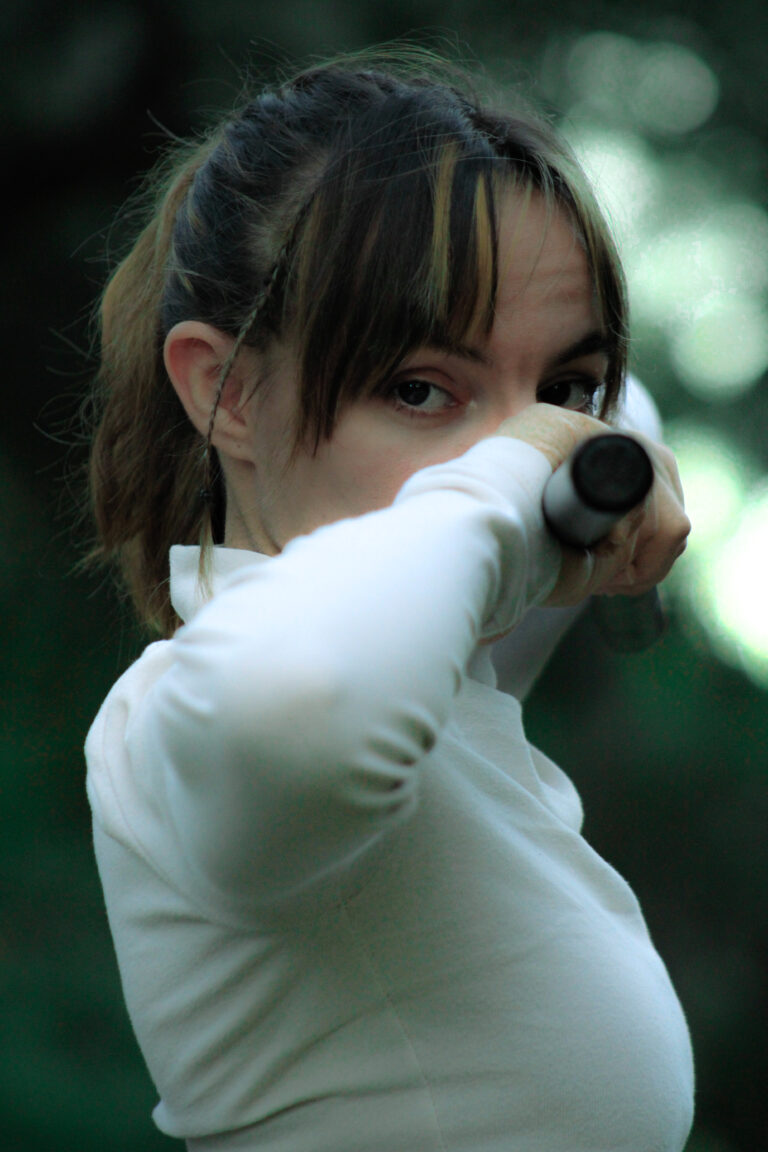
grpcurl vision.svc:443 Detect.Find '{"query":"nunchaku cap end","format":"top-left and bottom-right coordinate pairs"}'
top-left (571, 434), bottom-right (654, 514)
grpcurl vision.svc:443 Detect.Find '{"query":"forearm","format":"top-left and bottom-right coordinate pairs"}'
top-left (137, 437), bottom-right (559, 908)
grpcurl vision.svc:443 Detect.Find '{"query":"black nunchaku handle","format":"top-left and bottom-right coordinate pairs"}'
top-left (542, 434), bottom-right (666, 652)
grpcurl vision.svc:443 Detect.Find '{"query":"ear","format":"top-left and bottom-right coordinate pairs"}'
top-left (163, 320), bottom-right (256, 461)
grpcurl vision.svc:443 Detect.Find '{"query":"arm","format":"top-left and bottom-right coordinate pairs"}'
top-left (126, 437), bottom-right (559, 912)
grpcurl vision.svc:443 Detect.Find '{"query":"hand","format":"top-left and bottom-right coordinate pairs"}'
top-left (495, 404), bottom-right (691, 607)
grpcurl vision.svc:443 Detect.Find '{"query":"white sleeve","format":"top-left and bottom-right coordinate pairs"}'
top-left (617, 372), bottom-right (664, 440)
top-left (116, 436), bottom-right (559, 913)
top-left (490, 375), bottom-right (664, 700)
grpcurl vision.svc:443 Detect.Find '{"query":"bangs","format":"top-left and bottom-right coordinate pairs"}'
top-left (271, 94), bottom-right (627, 446)
top-left (285, 124), bottom-right (517, 446)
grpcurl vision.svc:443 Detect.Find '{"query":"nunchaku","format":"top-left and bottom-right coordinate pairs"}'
top-left (542, 434), bottom-right (666, 652)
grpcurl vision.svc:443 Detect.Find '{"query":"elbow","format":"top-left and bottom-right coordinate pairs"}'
top-left (139, 634), bottom-right (431, 906)
top-left (169, 632), bottom-right (435, 806)
top-left (237, 654), bottom-right (435, 803)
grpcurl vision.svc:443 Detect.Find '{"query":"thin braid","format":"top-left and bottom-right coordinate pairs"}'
top-left (200, 187), bottom-right (319, 502)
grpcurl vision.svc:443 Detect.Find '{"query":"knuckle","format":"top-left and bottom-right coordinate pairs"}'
top-left (655, 442), bottom-right (675, 467)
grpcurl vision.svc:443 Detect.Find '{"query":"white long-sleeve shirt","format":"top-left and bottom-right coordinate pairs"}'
top-left (86, 395), bottom-right (693, 1151)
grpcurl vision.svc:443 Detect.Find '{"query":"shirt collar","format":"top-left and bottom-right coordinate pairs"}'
top-left (168, 543), bottom-right (498, 689)
top-left (169, 545), bottom-right (268, 624)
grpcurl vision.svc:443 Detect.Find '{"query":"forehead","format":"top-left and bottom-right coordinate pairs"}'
top-left (494, 192), bottom-right (593, 312)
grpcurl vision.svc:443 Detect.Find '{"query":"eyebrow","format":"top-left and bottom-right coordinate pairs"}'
top-left (424, 340), bottom-right (494, 366)
top-left (547, 330), bottom-right (613, 369)
top-left (417, 329), bottom-right (613, 371)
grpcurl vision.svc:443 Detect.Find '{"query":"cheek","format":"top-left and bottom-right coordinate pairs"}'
top-left (329, 430), bottom-right (485, 508)
top-left (318, 444), bottom-right (416, 513)
top-left (300, 406), bottom-right (511, 524)
top-left (296, 425), bottom-right (437, 521)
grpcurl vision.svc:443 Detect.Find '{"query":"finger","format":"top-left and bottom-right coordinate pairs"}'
top-left (601, 498), bottom-right (648, 556)
top-left (545, 545), bottom-right (594, 607)
top-left (628, 433), bottom-right (685, 505)
top-left (547, 538), bottom-right (632, 606)
top-left (543, 427), bottom-right (691, 605)
top-left (495, 404), bottom-right (611, 470)
top-left (629, 485), bottom-right (690, 589)
top-left (631, 525), bottom-right (690, 590)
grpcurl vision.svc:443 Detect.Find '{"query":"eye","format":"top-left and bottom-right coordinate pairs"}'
top-left (537, 377), bottom-right (602, 414)
top-left (390, 378), bottom-right (457, 415)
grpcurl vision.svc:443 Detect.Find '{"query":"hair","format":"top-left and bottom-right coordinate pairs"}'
top-left (87, 49), bottom-right (628, 637)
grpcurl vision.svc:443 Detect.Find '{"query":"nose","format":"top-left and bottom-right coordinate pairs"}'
top-left (486, 381), bottom-right (540, 436)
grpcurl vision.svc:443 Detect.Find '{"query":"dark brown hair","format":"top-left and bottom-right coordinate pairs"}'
top-left (88, 52), bottom-right (628, 636)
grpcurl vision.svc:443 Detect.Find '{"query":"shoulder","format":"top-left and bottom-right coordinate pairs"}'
top-left (87, 640), bottom-right (176, 741)
top-left (85, 639), bottom-right (175, 832)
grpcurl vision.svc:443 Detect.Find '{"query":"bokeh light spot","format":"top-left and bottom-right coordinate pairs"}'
top-left (703, 488), bottom-right (768, 685)
top-left (671, 295), bottom-right (768, 398)
top-left (567, 32), bottom-right (640, 117)
top-left (567, 126), bottom-right (660, 252)
top-left (566, 33), bottom-right (718, 135)
top-left (705, 203), bottom-right (768, 292)
top-left (632, 43), bottom-right (720, 135)
top-left (664, 424), bottom-right (751, 554)
top-left (628, 203), bottom-right (768, 331)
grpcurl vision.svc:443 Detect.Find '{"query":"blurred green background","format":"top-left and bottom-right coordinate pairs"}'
top-left (3, 1), bottom-right (766, 1149)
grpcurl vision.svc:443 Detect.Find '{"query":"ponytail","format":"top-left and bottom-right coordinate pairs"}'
top-left (89, 144), bottom-right (217, 636)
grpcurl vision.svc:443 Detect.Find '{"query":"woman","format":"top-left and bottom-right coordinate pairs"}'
top-left (85, 56), bottom-right (693, 1151)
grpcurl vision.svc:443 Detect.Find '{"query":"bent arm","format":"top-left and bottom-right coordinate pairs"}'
top-left (124, 438), bottom-right (558, 913)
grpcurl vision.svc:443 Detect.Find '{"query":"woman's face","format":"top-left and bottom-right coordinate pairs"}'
top-left (225, 193), bottom-right (610, 554)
